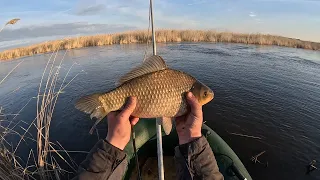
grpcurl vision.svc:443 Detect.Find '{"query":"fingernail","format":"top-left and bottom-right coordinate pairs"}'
top-left (187, 92), bottom-right (194, 98)
top-left (127, 97), bottom-right (137, 108)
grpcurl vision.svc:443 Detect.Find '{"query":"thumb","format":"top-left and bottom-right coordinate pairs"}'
top-left (119, 97), bottom-right (137, 119)
top-left (186, 92), bottom-right (202, 116)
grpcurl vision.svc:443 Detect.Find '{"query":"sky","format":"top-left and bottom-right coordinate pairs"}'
top-left (0, 0), bottom-right (319, 49)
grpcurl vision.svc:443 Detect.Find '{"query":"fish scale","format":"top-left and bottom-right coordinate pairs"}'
top-left (75, 55), bottom-right (214, 134)
top-left (103, 69), bottom-right (196, 118)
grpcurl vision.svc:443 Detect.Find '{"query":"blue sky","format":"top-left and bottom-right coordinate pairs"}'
top-left (0, 0), bottom-right (319, 49)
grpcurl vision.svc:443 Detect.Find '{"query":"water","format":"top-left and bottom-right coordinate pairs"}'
top-left (0, 43), bottom-right (320, 180)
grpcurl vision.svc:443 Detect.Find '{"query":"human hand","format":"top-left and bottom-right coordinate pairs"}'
top-left (106, 97), bottom-right (139, 150)
top-left (175, 92), bottom-right (203, 145)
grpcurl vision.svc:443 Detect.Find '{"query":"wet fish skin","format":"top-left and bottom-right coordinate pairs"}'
top-left (75, 55), bottom-right (214, 134)
top-left (101, 69), bottom-right (211, 118)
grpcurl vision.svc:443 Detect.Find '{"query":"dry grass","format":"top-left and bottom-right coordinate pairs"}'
top-left (0, 144), bottom-right (26, 180)
top-left (1, 29), bottom-right (319, 61)
top-left (0, 47), bottom-right (82, 179)
top-left (0, 108), bottom-right (27, 180)
top-left (0, 64), bottom-right (26, 180)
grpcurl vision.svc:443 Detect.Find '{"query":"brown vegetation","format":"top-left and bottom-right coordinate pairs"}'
top-left (1, 29), bottom-right (320, 61)
top-left (0, 50), bottom-right (80, 179)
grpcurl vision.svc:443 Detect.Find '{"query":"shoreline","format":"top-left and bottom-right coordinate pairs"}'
top-left (1, 29), bottom-right (319, 61)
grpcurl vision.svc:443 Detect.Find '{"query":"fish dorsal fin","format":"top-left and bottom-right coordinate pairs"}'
top-left (118, 55), bottom-right (167, 85)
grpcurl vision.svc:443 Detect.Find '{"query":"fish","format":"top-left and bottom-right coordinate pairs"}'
top-left (75, 55), bottom-right (214, 134)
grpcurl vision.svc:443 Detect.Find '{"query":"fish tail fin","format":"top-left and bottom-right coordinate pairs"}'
top-left (75, 93), bottom-right (108, 134)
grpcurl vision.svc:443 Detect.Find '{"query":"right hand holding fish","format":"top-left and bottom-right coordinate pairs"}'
top-left (106, 97), bottom-right (139, 150)
top-left (175, 92), bottom-right (203, 145)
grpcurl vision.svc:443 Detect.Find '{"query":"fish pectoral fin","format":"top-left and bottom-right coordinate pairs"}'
top-left (117, 55), bottom-right (168, 86)
top-left (158, 117), bottom-right (174, 135)
top-left (89, 108), bottom-right (109, 134)
top-left (75, 93), bottom-right (108, 134)
top-left (75, 93), bottom-right (102, 114)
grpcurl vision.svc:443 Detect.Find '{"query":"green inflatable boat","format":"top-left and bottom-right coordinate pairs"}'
top-left (123, 119), bottom-right (252, 180)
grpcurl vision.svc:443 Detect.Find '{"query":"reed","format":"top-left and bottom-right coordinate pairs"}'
top-left (0, 61), bottom-right (26, 179)
top-left (0, 18), bottom-right (20, 33)
top-left (1, 30), bottom-right (319, 61)
top-left (0, 108), bottom-right (27, 180)
top-left (0, 46), bottom-right (82, 179)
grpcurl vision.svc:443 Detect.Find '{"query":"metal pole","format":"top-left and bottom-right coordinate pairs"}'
top-left (150, 0), bottom-right (157, 55)
top-left (150, 0), bottom-right (164, 179)
top-left (0, 25), bottom-right (5, 33)
top-left (156, 118), bottom-right (164, 180)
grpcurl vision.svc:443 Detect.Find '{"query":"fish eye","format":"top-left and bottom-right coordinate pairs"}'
top-left (204, 91), bottom-right (208, 97)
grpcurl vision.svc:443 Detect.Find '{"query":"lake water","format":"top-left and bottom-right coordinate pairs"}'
top-left (0, 43), bottom-right (320, 180)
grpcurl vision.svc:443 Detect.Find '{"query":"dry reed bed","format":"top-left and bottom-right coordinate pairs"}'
top-left (1, 29), bottom-right (320, 61)
top-left (0, 48), bottom-right (81, 179)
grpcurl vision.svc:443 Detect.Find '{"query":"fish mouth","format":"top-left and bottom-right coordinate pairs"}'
top-left (209, 90), bottom-right (214, 99)
top-left (208, 90), bottom-right (214, 102)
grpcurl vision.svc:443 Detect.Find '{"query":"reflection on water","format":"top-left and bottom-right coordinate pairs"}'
top-left (0, 43), bottom-right (320, 180)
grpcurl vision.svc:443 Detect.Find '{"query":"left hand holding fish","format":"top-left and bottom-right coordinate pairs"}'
top-left (175, 92), bottom-right (203, 145)
top-left (106, 97), bottom-right (139, 150)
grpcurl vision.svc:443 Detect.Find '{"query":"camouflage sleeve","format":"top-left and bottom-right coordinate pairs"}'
top-left (174, 136), bottom-right (224, 180)
top-left (72, 139), bottom-right (127, 180)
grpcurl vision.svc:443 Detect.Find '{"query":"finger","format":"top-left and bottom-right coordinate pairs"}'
top-left (175, 117), bottom-right (184, 128)
top-left (107, 111), bottom-right (117, 120)
top-left (130, 117), bottom-right (140, 126)
top-left (119, 97), bottom-right (137, 119)
top-left (186, 92), bottom-right (202, 116)
top-left (175, 115), bottom-right (186, 123)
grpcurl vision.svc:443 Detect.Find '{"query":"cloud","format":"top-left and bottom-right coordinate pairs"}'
top-left (74, 4), bottom-right (106, 16)
top-left (255, 18), bottom-right (262, 24)
top-left (249, 12), bottom-right (257, 17)
top-left (188, 0), bottom-right (208, 6)
top-left (0, 23), bottom-right (136, 41)
top-left (248, 11), bottom-right (262, 23)
top-left (113, 5), bottom-right (199, 28)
